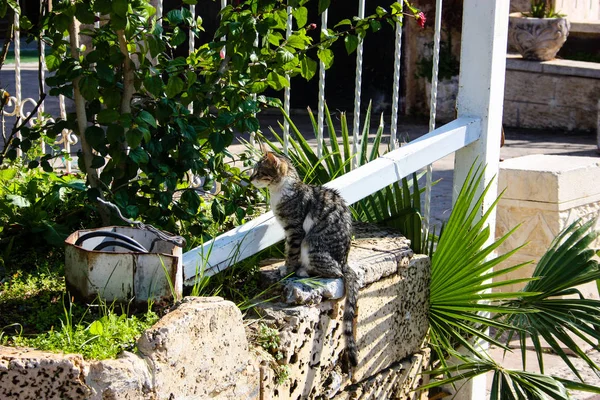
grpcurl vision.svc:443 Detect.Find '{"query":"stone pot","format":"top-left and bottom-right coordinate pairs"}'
top-left (508, 12), bottom-right (570, 61)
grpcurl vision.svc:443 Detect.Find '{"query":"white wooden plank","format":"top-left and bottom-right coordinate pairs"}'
top-left (183, 117), bottom-right (481, 281)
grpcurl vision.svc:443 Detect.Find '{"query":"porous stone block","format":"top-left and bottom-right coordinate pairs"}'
top-left (495, 155), bottom-right (600, 296)
top-left (255, 224), bottom-right (430, 400)
top-left (335, 349), bottom-right (430, 400)
top-left (0, 346), bottom-right (91, 399)
top-left (86, 351), bottom-right (153, 400)
top-left (137, 296), bottom-right (260, 400)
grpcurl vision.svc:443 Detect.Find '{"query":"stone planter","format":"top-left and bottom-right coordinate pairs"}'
top-left (508, 12), bottom-right (570, 61)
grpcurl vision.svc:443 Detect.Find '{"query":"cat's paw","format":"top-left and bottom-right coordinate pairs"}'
top-left (295, 268), bottom-right (310, 278)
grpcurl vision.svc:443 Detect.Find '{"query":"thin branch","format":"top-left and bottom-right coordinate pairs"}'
top-left (0, 10), bottom-right (14, 71)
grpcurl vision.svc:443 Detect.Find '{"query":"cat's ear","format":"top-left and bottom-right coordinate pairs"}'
top-left (259, 141), bottom-right (269, 155)
top-left (266, 151), bottom-right (280, 166)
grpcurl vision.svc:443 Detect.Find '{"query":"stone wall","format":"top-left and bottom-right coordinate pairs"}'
top-left (503, 56), bottom-right (600, 132)
top-left (0, 225), bottom-right (431, 399)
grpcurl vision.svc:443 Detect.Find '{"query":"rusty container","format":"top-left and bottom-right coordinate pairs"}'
top-left (65, 226), bottom-right (182, 304)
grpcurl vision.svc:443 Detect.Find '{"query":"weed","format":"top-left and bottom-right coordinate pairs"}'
top-left (257, 323), bottom-right (283, 361)
top-left (275, 364), bottom-right (291, 385)
top-left (3, 296), bottom-right (159, 360)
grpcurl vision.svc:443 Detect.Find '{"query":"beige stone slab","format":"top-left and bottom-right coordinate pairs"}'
top-left (499, 155), bottom-right (600, 204)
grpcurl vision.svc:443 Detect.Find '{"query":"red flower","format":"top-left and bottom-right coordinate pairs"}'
top-left (307, 23), bottom-right (317, 31)
top-left (416, 12), bottom-right (426, 28)
top-left (220, 48), bottom-right (226, 59)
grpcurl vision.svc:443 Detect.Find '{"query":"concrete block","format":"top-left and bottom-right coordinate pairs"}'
top-left (495, 155), bottom-right (600, 298)
top-left (0, 346), bottom-right (91, 400)
top-left (498, 154), bottom-right (600, 204)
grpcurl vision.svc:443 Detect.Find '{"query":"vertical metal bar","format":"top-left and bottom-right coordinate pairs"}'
top-left (39, 0), bottom-right (46, 154)
top-left (188, 4), bottom-right (195, 113)
top-left (390, 14), bottom-right (403, 151)
top-left (14, 9), bottom-right (22, 157)
top-left (59, 95), bottom-right (71, 173)
top-left (351, 0), bottom-right (365, 169)
top-left (283, 6), bottom-right (292, 155)
top-left (156, 0), bottom-right (163, 22)
top-left (423, 0), bottom-right (444, 243)
top-left (317, 9), bottom-right (328, 159)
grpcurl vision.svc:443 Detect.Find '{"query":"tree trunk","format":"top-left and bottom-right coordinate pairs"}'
top-left (68, 16), bottom-right (111, 225)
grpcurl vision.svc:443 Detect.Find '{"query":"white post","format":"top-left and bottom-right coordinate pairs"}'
top-left (453, 0), bottom-right (509, 209)
top-left (451, 1), bottom-right (509, 399)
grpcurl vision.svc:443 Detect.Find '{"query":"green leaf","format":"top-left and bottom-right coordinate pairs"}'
top-left (129, 147), bottom-right (149, 164)
top-left (300, 57), bottom-right (317, 81)
top-left (317, 48), bottom-right (334, 70)
top-left (89, 320), bottom-right (104, 335)
top-left (292, 7), bottom-right (308, 28)
top-left (334, 19), bottom-right (352, 28)
top-left (144, 75), bottom-right (163, 97)
top-left (138, 110), bottom-right (157, 128)
top-left (111, 0), bottom-right (128, 17)
top-left (182, 0), bottom-right (198, 4)
top-left (287, 34), bottom-right (307, 49)
top-left (79, 76), bottom-right (100, 101)
top-left (245, 117), bottom-right (260, 133)
top-left (165, 76), bottom-right (184, 98)
top-left (209, 131), bottom-right (226, 153)
top-left (96, 62), bottom-right (115, 83)
top-left (45, 54), bottom-right (61, 72)
top-left (91, 155), bottom-right (106, 168)
top-left (181, 190), bottom-right (200, 214)
top-left (166, 9), bottom-right (183, 24)
top-left (344, 35), bottom-right (359, 54)
top-left (97, 109), bottom-right (120, 125)
top-left (75, 2), bottom-right (96, 24)
top-left (126, 128), bottom-right (144, 148)
top-left (266, 72), bottom-right (289, 90)
top-left (106, 124), bottom-right (124, 144)
top-left (318, 0), bottom-right (330, 14)
top-left (171, 27), bottom-right (186, 47)
top-left (370, 20), bottom-right (381, 32)
top-left (250, 81), bottom-right (269, 93)
top-left (84, 126), bottom-right (106, 151)
top-left (276, 49), bottom-right (295, 64)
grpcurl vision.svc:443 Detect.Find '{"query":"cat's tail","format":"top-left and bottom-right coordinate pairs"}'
top-left (343, 264), bottom-right (359, 367)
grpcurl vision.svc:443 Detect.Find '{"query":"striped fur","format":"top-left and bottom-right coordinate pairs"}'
top-left (250, 152), bottom-right (358, 367)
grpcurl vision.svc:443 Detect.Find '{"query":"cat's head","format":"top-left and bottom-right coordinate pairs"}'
top-left (250, 151), bottom-right (298, 188)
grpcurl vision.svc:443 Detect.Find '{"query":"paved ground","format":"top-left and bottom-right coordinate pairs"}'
top-left (3, 63), bottom-right (600, 398)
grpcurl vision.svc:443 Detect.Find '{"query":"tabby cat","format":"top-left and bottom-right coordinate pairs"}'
top-left (250, 150), bottom-right (358, 367)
